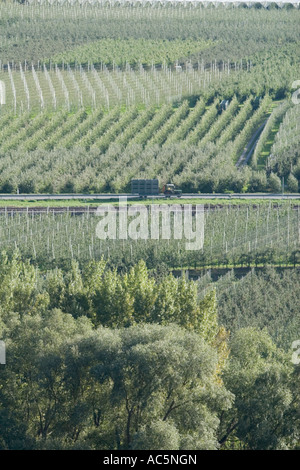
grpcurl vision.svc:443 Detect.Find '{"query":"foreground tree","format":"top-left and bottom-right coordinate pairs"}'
top-left (218, 328), bottom-right (300, 449)
top-left (68, 323), bottom-right (233, 450)
top-left (0, 315), bottom-right (233, 450)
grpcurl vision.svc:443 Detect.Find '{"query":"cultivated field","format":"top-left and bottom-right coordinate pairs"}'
top-left (0, 1), bottom-right (299, 194)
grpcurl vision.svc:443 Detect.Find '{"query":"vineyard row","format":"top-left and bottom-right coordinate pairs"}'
top-left (0, 95), bottom-right (272, 157)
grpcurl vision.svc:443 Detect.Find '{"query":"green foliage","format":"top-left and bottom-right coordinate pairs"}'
top-left (0, 250), bottom-right (42, 318)
top-left (216, 267), bottom-right (300, 350)
top-left (0, 299), bottom-right (232, 450)
top-left (0, 1), bottom-right (299, 451)
top-left (268, 103), bottom-right (300, 179)
top-left (219, 328), bottom-right (300, 450)
top-left (0, 251), bottom-right (299, 450)
top-left (131, 420), bottom-right (180, 450)
top-left (0, 100), bottom-right (295, 194)
top-left (230, 94), bottom-right (272, 162)
top-left (47, 38), bottom-right (212, 68)
top-left (0, 254), bottom-right (219, 342)
top-left (287, 173), bottom-right (299, 193)
top-left (268, 172), bottom-right (282, 193)
top-left (0, 203), bottom-right (298, 273)
top-left (1, 2), bottom-right (299, 70)
top-left (86, 323), bottom-right (231, 449)
top-left (252, 100), bottom-right (290, 169)
top-left (0, 1), bottom-right (298, 194)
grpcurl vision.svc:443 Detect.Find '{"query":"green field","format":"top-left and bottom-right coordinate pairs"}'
top-left (0, 1), bottom-right (299, 194)
top-left (0, 202), bottom-right (298, 270)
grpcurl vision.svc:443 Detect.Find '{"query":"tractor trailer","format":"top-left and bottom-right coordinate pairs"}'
top-left (131, 179), bottom-right (182, 198)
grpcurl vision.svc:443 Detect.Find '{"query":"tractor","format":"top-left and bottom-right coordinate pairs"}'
top-left (162, 183), bottom-right (182, 198)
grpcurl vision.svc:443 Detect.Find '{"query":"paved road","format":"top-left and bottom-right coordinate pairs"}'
top-left (236, 120), bottom-right (268, 168)
top-left (0, 193), bottom-right (299, 200)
